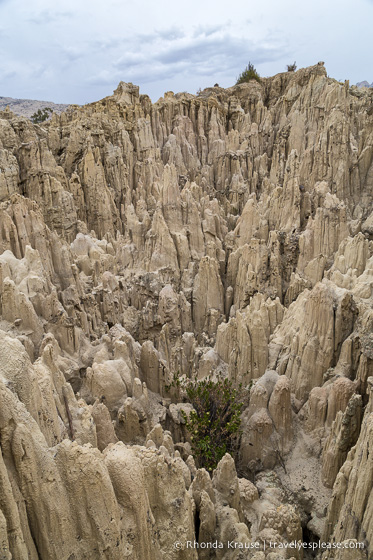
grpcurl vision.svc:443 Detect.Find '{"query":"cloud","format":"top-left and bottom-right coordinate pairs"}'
top-left (0, 4), bottom-right (291, 103)
top-left (192, 23), bottom-right (230, 38)
top-left (60, 46), bottom-right (85, 63)
top-left (87, 24), bottom-right (289, 90)
top-left (28, 9), bottom-right (73, 25)
top-left (157, 27), bottom-right (185, 41)
top-left (0, 69), bottom-right (16, 80)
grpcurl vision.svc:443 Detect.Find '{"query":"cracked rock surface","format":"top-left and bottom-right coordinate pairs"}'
top-left (0, 63), bottom-right (372, 559)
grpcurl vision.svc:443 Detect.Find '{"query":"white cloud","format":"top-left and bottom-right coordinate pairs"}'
top-left (27, 10), bottom-right (73, 25)
top-left (0, 0), bottom-right (372, 103)
top-left (85, 24), bottom-right (288, 99)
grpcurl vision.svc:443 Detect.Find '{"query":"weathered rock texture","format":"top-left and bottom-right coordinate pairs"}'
top-left (0, 63), bottom-right (372, 559)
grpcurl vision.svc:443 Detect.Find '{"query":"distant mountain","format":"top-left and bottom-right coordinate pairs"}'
top-left (356, 81), bottom-right (373, 88)
top-left (0, 95), bottom-right (71, 118)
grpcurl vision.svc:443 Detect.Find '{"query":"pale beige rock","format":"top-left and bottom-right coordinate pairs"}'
top-left (90, 400), bottom-right (118, 451)
top-left (134, 446), bottom-right (197, 559)
top-left (197, 490), bottom-right (216, 560)
top-left (0, 148), bottom-right (19, 201)
top-left (322, 540), bottom-right (367, 560)
top-left (215, 294), bottom-right (284, 383)
top-left (140, 340), bottom-right (168, 394)
top-left (323, 378), bottom-right (373, 551)
top-left (0, 65), bottom-right (372, 559)
top-left (0, 445), bottom-right (32, 560)
top-left (212, 453), bottom-right (242, 517)
top-left (0, 508), bottom-right (12, 560)
top-left (257, 503), bottom-right (302, 559)
top-left (80, 360), bottom-right (128, 413)
top-left (115, 397), bottom-right (149, 443)
top-left (269, 282), bottom-right (356, 399)
top-left (104, 443), bottom-right (162, 560)
top-left (321, 394), bottom-right (362, 487)
top-left (238, 478), bottom-right (259, 506)
top-left (190, 468), bottom-right (215, 508)
top-left (193, 255), bottom-right (224, 335)
top-left (240, 407), bottom-right (276, 473)
top-left (239, 371), bottom-right (294, 473)
top-left (268, 375), bottom-right (293, 454)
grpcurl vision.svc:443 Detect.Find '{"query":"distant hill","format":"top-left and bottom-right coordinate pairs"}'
top-left (0, 95), bottom-right (72, 118)
top-left (356, 81), bottom-right (373, 88)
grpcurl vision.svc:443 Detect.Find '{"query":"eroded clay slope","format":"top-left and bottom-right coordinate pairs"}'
top-left (0, 63), bottom-right (372, 559)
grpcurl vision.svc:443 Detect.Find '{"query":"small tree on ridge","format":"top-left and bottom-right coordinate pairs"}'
top-left (236, 62), bottom-right (261, 85)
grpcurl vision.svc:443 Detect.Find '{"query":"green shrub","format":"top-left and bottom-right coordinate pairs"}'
top-left (30, 107), bottom-right (53, 124)
top-left (235, 62), bottom-right (261, 85)
top-left (286, 62), bottom-right (297, 72)
top-left (167, 374), bottom-right (248, 471)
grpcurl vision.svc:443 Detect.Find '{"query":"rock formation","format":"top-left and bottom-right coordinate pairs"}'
top-left (0, 63), bottom-right (372, 559)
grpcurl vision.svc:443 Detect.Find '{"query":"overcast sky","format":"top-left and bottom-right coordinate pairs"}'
top-left (0, 0), bottom-right (372, 105)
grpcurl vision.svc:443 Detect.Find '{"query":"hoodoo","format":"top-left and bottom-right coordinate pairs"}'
top-left (0, 63), bottom-right (372, 559)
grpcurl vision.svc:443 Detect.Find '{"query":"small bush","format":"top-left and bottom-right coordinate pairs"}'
top-left (286, 62), bottom-right (297, 72)
top-left (31, 107), bottom-right (53, 124)
top-left (167, 373), bottom-right (248, 471)
top-left (236, 62), bottom-right (261, 85)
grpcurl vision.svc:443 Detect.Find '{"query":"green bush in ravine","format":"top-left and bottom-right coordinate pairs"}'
top-left (167, 374), bottom-right (248, 471)
top-left (235, 62), bottom-right (261, 85)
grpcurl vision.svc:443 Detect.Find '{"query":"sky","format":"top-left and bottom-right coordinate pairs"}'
top-left (0, 0), bottom-right (372, 105)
